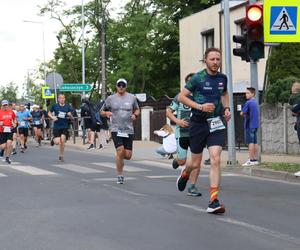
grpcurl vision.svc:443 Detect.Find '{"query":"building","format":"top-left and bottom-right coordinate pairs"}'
top-left (179, 0), bottom-right (269, 93)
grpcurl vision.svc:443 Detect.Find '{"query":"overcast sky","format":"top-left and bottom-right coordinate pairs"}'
top-left (0, 0), bottom-right (127, 97)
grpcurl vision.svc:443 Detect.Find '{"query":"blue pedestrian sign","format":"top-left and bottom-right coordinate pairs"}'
top-left (270, 6), bottom-right (297, 35)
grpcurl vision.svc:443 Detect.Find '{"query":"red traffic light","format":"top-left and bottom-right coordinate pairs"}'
top-left (246, 4), bottom-right (263, 25)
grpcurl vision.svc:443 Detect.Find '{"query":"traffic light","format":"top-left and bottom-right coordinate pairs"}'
top-left (246, 3), bottom-right (264, 61)
top-left (233, 23), bottom-right (250, 62)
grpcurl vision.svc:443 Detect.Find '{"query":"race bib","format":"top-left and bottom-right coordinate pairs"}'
top-left (3, 126), bottom-right (11, 133)
top-left (117, 132), bottom-right (129, 138)
top-left (19, 121), bottom-right (25, 127)
top-left (58, 111), bottom-right (66, 119)
top-left (34, 120), bottom-right (41, 125)
top-left (207, 116), bottom-right (225, 133)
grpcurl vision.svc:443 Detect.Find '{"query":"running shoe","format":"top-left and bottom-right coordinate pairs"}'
top-left (172, 159), bottom-right (179, 169)
top-left (207, 199), bottom-right (225, 214)
top-left (87, 144), bottom-right (95, 150)
top-left (20, 147), bottom-right (25, 153)
top-left (5, 157), bottom-right (11, 164)
top-left (24, 144), bottom-right (27, 149)
top-left (187, 185), bottom-right (202, 197)
top-left (167, 154), bottom-right (174, 159)
top-left (294, 171), bottom-right (300, 177)
top-left (99, 144), bottom-right (103, 150)
top-left (59, 156), bottom-right (64, 162)
top-left (50, 138), bottom-right (54, 146)
top-left (204, 158), bottom-right (211, 165)
top-left (11, 149), bottom-right (17, 155)
top-left (117, 176), bottom-right (124, 184)
top-left (176, 168), bottom-right (189, 192)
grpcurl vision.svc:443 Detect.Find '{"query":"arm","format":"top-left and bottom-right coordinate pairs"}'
top-left (48, 110), bottom-right (58, 121)
top-left (166, 107), bottom-right (188, 128)
top-left (221, 91), bottom-right (231, 121)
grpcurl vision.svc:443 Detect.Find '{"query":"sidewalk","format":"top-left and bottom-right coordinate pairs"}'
top-left (50, 138), bottom-right (300, 183)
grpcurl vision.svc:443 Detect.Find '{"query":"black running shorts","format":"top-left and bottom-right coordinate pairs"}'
top-left (53, 128), bottom-right (69, 139)
top-left (18, 127), bottom-right (29, 137)
top-left (189, 115), bottom-right (225, 154)
top-left (111, 132), bottom-right (133, 150)
top-left (0, 132), bottom-right (13, 145)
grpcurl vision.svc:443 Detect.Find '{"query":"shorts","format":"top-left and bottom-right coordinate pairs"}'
top-left (176, 137), bottom-right (190, 160)
top-left (45, 120), bottom-right (50, 129)
top-left (11, 127), bottom-right (17, 134)
top-left (32, 124), bottom-right (43, 129)
top-left (85, 119), bottom-right (94, 130)
top-left (189, 116), bottom-right (225, 154)
top-left (53, 128), bottom-right (69, 139)
top-left (0, 132), bottom-right (13, 145)
top-left (245, 128), bottom-right (257, 144)
top-left (18, 127), bottom-right (29, 137)
top-left (111, 132), bottom-right (133, 150)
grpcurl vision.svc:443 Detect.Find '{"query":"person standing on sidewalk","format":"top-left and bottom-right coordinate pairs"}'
top-left (100, 78), bottom-right (140, 184)
top-left (166, 73), bottom-right (202, 197)
top-left (0, 100), bottom-right (16, 164)
top-left (240, 87), bottom-right (260, 166)
top-left (177, 47), bottom-right (231, 214)
top-left (48, 93), bottom-right (73, 162)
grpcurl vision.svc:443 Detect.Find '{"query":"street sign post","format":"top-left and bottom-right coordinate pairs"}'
top-left (264, 0), bottom-right (300, 42)
top-left (46, 72), bottom-right (63, 103)
top-left (42, 86), bottom-right (55, 99)
top-left (60, 84), bottom-right (92, 92)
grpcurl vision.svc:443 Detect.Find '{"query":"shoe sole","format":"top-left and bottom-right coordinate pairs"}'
top-left (187, 192), bottom-right (202, 197)
top-left (207, 205), bottom-right (226, 214)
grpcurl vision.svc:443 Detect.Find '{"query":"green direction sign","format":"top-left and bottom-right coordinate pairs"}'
top-left (60, 84), bottom-right (92, 92)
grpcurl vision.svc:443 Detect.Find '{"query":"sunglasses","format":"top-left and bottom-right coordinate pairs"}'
top-left (117, 83), bottom-right (127, 88)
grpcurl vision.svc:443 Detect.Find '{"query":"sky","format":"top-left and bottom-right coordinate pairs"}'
top-left (0, 0), bottom-right (127, 97)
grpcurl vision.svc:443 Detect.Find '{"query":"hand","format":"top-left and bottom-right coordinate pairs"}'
top-left (224, 110), bottom-right (231, 121)
top-left (131, 114), bottom-right (137, 120)
top-left (106, 112), bottom-right (113, 118)
top-left (178, 119), bottom-right (189, 128)
top-left (52, 116), bottom-right (58, 122)
top-left (202, 103), bottom-right (215, 112)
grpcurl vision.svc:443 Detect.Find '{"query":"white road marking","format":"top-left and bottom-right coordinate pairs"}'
top-left (0, 173), bottom-right (7, 177)
top-left (103, 184), bottom-right (147, 197)
top-left (93, 177), bottom-right (136, 182)
top-left (218, 217), bottom-right (300, 245)
top-left (176, 203), bottom-right (300, 245)
top-left (52, 164), bottom-right (104, 174)
top-left (92, 162), bottom-right (150, 172)
top-left (136, 160), bottom-right (174, 170)
top-left (9, 165), bottom-right (57, 176)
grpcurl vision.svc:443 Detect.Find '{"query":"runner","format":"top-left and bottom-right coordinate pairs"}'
top-left (177, 47), bottom-right (231, 214)
top-left (166, 73), bottom-right (202, 197)
top-left (31, 104), bottom-right (44, 147)
top-left (16, 103), bottom-right (32, 153)
top-left (48, 93), bottom-right (73, 162)
top-left (100, 78), bottom-right (140, 184)
top-left (0, 100), bottom-right (17, 164)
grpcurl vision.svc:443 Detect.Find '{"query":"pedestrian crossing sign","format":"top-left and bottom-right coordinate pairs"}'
top-left (264, 0), bottom-right (300, 42)
top-left (42, 86), bottom-right (55, 99)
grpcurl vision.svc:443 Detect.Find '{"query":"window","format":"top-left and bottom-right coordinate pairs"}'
top-left (234, 18), bottom-right (246, 48)
top-left (201, 29), bottom-right (214, 59)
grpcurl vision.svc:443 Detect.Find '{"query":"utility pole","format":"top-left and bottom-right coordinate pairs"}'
top-left (101, 12), bottom-right (106, 100)
top-left (81, 0), bottom-right (86, 100)
top-left (223, 0), bottom-right (236, 166)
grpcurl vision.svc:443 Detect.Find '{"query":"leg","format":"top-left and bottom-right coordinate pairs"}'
top-left (116, 146), bottom-right (125, 176)
top-left (208, 146), bottom-right (222, 188)
top-left (59, 134), bottom-right (66, 157)
top-left (155, 146), bottom-right (167, 157)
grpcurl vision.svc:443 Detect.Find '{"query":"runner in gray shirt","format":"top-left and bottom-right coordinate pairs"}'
top-left (101, 78), bottom-right (140, 184)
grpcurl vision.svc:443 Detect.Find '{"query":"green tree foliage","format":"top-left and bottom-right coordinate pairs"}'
top-left (265, 76), bottom-right (300, 104)
top-left (265, 44), bottom-right (300, 104)
top-left (0, 83), bottom-right (18, 103)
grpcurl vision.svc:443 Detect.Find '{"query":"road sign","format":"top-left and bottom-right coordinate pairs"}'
top-left (60, 84), bottom-right (92, 92)
top-left (264, 0), bottom-right (300, 42)
top-left (46, 72), bottom-right (63, 89)
top-left (135, 93), bottom-right (147, 102)
top-left (42, 86), bottom-right (55, 99)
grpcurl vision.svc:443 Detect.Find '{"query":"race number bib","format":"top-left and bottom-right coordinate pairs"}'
top-left (207, 116), bottom-right (225, 133)
top-left (3, 126), bottom-right (11, 133)
top-left (117, 132), bottom-right (129, 138)
top-left (19, 121), bottom-right (25, 127)
top-left (58, 111), bottom-right (66, 119)
top-left (34, 120), bottom-right (41, 125)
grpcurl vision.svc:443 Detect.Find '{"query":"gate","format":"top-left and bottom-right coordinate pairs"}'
top-left (150, 110), bottom-right (167, 143)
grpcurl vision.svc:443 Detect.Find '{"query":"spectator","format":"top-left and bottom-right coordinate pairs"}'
top-left (154, 124), bottom-right (177, 159)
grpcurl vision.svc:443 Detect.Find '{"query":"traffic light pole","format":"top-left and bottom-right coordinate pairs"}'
top-left (224, 0), bottom-right (236, 166)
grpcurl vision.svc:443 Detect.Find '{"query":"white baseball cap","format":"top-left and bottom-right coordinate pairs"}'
top-left (116, 78), bottom-right (127, 85)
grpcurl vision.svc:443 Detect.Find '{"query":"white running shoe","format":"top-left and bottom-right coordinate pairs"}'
top-left (242, 159), bottom-right (252, 166)
top-left (294, 171), bottom-right (300, 177)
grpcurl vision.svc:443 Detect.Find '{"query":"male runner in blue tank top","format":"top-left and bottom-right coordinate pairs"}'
top-left (177, 47), bottom-right (231, 214)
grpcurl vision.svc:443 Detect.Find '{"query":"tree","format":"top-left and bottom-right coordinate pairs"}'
top-left (0, 83), bottom-right (18, 103)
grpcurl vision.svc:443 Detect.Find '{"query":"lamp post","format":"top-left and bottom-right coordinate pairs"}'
top-left (23, 20), bottom-right (47, 108)
top-left (81, 0), bottom-right (86, 99)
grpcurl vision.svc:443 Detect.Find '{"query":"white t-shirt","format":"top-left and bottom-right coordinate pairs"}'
top-left (154, 130), bottom-right (177, 153)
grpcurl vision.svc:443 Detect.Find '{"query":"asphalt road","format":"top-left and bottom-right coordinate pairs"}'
top-left (0, 142), bottom-right (299, 250)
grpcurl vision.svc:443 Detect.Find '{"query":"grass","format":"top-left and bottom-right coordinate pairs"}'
top-left (259, 162), bottom-right (300, 172)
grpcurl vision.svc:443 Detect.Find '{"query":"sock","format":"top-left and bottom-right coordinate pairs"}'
top-left (189, 184), bottom-right (195, 189)
top-left (182, 170), bottom-right (190, 180)
top-left (210, 186), bottom-right (219, 202)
